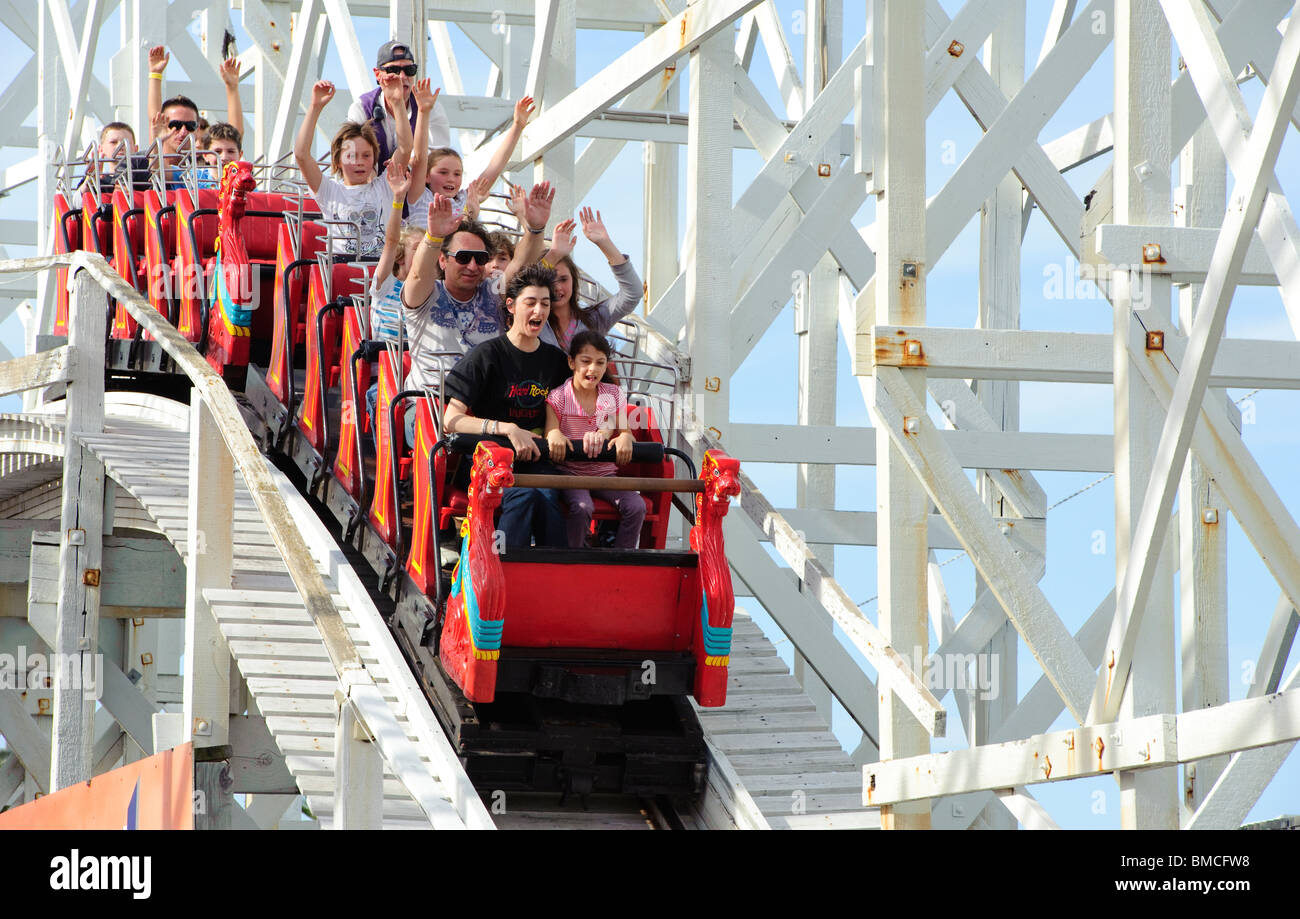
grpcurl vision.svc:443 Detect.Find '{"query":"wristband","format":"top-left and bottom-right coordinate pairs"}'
top-left (480, 418), bottom-right (489, 435)
top-left (392, 199), bottom-right (404, 209)
top-left (148, 72), bottom-right (163, 81)
top-left (539, 258), bottom-right (554, 270)
top-left (527, 225), bottom-right (545, 234)
top-left (424, 233), bottom-right (443, 246)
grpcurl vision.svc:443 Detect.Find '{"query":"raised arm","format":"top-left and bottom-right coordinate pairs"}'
top-left (147, 46), bottom-right (169, 133)
top-left (373, 158), bottom-right (412, 286)
top-left (475, 96), bottom-right (534, 191)
top-left (381, 73), bottom-right (412, 167)
top-left (502, 181), bottom-right (555, 291)
top-left (401, 194), bottom-right (461, 310)
top-left (579, 206), bottom-right (643, 325)
top-left (541, 218), bottom-right (577, 267)
top-left (219, 57), bottom-right (245, 138)
top-left (294, 80), bottom-right (334, 193)
top-left (408, 79), bottom-right (439, 204)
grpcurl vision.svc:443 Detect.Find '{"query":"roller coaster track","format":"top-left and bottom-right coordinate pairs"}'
top-left (0, 252), bottom-right (880, 829)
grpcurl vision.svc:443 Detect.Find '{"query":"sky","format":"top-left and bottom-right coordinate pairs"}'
top-left (0, 1), bottom-right (1296, 829)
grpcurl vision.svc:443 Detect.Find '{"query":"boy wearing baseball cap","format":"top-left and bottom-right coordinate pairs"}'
top-left (346, 40), bottom-right (451, 168)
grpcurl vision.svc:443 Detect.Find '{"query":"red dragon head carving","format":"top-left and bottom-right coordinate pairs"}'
top-left (698, 449), bottom-right (741, 518)
top-left (219, 160), bottom-right (256, 219)
top-left (468, 441), bottom-right (515, 510)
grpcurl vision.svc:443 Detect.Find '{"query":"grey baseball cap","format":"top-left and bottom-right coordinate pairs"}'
top-left (376, 40), bottom-right (414, 67)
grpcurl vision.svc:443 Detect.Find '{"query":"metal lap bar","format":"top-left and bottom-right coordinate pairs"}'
top-left (511, 474), bottom-right (703, 492)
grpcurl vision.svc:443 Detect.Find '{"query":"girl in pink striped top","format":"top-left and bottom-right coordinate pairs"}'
top-left (544, 331), bottom-right (647, 548)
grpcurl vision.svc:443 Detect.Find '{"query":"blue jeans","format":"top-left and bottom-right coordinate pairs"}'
top-left (367, 379), bottom-right (416, 448)
top-left (497, 459), bottom-right (567, 548)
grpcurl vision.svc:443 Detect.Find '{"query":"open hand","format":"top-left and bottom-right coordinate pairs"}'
top-left (148, 45), bottom-right (170, 75)
top-left (522, 181), bottom-right (555, 233)
top-left (427, 194), bottom-right (460, 238)
top-left (513, 95), bottom-right (536, 130)
top-left (150, 110), bottom-right (168, 139)
top-left (413, 78), bottom-right (439, 113)
top-left (579, 206), bottom-right (610, 248)
top-left (464, 174), bottom-right (491, 216)
top-left (219, 57), bottom-right (240, 87)
top-left (507, 183), bottom-right (527, 224)
top-left (549, 218), bottom-right (577, 260)
top-left (385, 157), bottom-right (411, 199)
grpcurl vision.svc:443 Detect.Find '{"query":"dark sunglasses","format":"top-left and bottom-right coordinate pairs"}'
top-left (169, 119), bottom-right (198, 132)
top-left (381, 64), bottom-right (418, 77)
top-left (447, 249), bottom-right (490, 266)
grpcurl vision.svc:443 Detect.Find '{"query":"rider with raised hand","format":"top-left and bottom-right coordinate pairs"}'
top-left (295, 77), bottom-right (418, 258)
top-left (396, 181), bottom-right (556, 444)
top-left (539, 205), bottom-right (642, 352)
top-left (346, 40), bottom-right (449, 169)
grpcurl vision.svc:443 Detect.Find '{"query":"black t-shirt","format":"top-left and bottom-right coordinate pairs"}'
top-left (444, 336), bottom-right (570, 436)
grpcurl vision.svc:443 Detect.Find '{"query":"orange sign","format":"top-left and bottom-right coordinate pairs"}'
top-left (0, 743), bottom-right (194, 830)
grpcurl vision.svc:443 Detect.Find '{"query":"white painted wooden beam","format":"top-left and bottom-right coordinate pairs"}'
top-left (1161, 0), bottom-right (1300, 337)
top-left (874, 325), bottom-right (1300, 390)
top-left (49, 269), bottom-right (106, 791)
top-left (184, 395), bottom-right (232, 749)
top-left (871, 366), bottom-right (1096, 724)
top-left (321, 0), bottom-right (373, 101)
top-left (0, 347), bottom-right (70, 397)
top-left (1095, 224), bottom-right (1277, 285)
top-left (1094, 8), bottom-right (1300, 725)
top-left (725, 513), bottom-right (880, 753)
top-left (996, 786), bottom-right (1061, 829)
top-left (516, 0), bottom-right (764, 165)
top-left (869, 687), bottom-right (1300, 805)
top-left (727, 422), bottom-right (1115, 473)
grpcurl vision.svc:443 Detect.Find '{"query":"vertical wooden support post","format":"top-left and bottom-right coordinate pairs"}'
top-left (685, 7), bottom-right (733, 438)
top-left (1112, 0), bottom-right (1177, 829)
top-left (869, 0), bottom-right (928, 829)
top-left (643, 25), bottom-right (679, 317)
top-left (49, 269), bottom-right (107, 791)
top-left (194, 745), bottom-right (234, 830)
top-left (389, 0), bottom-right (427, 74)
top-left (184, 394), bottom-right (233, 752)
top-left (794, 0), bottom-right (843, 723)
top-left (1176, 120), bottom-right (1228, 821)
top-left (502, 19), bottom-right (534, 193)
top-left (535, 0), bottom-right (576, 227)
top-left (127, 1), bottom-right (168, 141)
top-left (33, 2), bottom-right (68, 354)
top-left (252, 0), bottom-right (291, 161)
top-left (972, 1), bottom-right (1024, 830)
top-left (334, 697), bottom-right (383, 829)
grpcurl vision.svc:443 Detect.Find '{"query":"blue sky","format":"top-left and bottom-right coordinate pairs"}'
top-left (1, 1), bottom-right (1296, 828)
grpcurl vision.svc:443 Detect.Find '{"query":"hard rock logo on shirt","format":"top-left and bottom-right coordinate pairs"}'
top-left (506, 381), bottom-right (550, 412)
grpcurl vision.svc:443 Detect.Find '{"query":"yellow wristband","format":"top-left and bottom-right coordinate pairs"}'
top-left (539, 258), bottom-right (554, 270)
top-left (392, 199), bottom-right (403, 209)
top-left (424, 233), bottom-right (443, 246)
top-left (148, 72), bottom-right (163, 81)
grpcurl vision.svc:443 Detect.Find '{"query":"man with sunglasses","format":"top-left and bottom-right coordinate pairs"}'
top-left (397, 183), bottom-right (555, 443)
top-left (347, 40), bottom-right (450, 169)
top-left (147, 95), bottom-right (203, 188)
